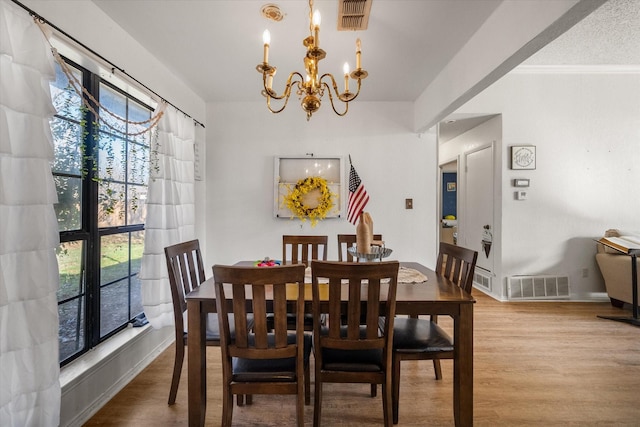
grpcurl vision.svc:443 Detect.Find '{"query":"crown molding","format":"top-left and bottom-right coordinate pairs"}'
top-left (512, 64), bottom-right (640, 74)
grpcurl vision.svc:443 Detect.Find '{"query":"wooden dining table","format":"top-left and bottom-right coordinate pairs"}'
top-left (185, 261), bottom-right (475, 426)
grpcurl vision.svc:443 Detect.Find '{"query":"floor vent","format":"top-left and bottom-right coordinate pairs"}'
top-left (473, 270), bottom-right (492, 292)
top-left (338, 0), bottom-right (372, 31)
top-left (508, 275), bottom-right (570, 300)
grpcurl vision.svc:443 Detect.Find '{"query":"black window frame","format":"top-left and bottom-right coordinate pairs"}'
top-left (53, 56), bottom-right (152, 366)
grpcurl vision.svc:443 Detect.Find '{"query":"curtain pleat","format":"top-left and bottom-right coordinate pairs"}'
top-left (0, 0), bottom-right (61, 425)
top-left (139, 108), bottom-right (196, 329)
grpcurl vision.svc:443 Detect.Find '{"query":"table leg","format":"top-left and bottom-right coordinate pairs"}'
top-left (454, 303), bottom-right (474, 427)
top-left (187, 300), bottom-right (206, 426)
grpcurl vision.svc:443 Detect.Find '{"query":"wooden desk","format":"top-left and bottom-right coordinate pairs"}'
top-left (186, 262), bottom-right (475, 426)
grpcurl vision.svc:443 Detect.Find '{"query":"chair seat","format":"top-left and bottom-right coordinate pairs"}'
top-left (232, 333), bottom-right (312, 382)
top-left (392, 317), bottom-right (454, 352)
top-left (317, 325), bottom-right (384, 372)
top-left (184, 313), bottom-right (254, 342)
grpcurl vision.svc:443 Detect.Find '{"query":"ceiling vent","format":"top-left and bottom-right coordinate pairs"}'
top-left (337, 0), bottom-right (372, 31)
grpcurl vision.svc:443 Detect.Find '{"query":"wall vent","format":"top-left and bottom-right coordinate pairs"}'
top-left (473, 269), bottom-right (492, 292)
top-left (508, 275), bottom-right (570, 300)
top-left (338, 0), bottom-right (372, 31)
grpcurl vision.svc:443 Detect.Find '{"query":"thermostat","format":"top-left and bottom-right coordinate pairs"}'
top-left (515, 191), bottom-right (527, 200)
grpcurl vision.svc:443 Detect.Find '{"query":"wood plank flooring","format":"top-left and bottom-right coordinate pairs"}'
top-left (85, 292), bottom-right (640, 426)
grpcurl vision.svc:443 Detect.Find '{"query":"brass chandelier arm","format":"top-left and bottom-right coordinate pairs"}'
top-left (264, 72), bottom-right (305, 114)
top-left (321, 81), bottom-right (349, 117)
top-left (262, 71), bottom-right (304, 101)
top-left (319, 73), bottom-right (362, 103)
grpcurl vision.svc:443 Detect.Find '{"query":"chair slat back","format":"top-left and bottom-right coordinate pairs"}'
top-left (435, 242), bottom-right (478, 293)
top-left (165, 240), bottom-right (206, 331)
top-left (283, 235), bottom-right (328, 265)
top-left (337, 234), bottom-right (383, 262)
top-left (311, 261), bottom-right (399, 354)
top-left (213, 264), bottom-right (306, 360)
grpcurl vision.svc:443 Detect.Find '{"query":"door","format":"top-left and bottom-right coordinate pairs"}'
top-left (464, 145), bottom-right (494, 273)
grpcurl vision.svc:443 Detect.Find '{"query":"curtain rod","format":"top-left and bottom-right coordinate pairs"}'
top-left (10, 0), bottom-right (205, 129)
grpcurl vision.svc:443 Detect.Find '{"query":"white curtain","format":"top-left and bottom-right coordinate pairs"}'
top-left (139, 108), bottom-right (196, 329)
top-left (0, 1), bottom-right (61, 425)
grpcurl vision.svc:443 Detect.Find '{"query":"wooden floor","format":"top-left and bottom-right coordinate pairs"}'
top-left (85, 292), bottom-right (640, 426)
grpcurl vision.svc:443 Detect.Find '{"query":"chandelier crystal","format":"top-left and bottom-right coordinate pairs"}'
top-left (256, 0), bottom-right (368, 121)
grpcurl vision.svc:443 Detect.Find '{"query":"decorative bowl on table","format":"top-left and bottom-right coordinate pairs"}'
top-left (347, 246), bottom-right (393, 262)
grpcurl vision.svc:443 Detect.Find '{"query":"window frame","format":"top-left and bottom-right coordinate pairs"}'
top-left (53, 56), bottom-right (153, 366)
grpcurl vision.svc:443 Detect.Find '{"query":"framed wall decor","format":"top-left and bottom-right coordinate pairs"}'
top-left (510, 145), bottom-right (536, 170)
top-left (273, 156), bottom-right (345, 221)
top-left (447, 182), bottom-right (456, 192)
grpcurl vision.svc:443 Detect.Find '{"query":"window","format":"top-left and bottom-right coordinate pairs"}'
top-left (50, 57), bottom-right (153, 365)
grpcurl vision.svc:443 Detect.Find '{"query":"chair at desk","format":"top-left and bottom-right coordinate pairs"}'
top-left (165, 239), bottom-right (252, 406)
top-left (337, 234), bottom-right (383, 262)
top-left (391, 242), bottom-right (477, 424)
top-left (311, 261), bottom-right (400, 427)
top-left (213, 264), bottom-right (310, 427)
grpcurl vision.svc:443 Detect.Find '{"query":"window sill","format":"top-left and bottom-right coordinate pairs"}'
top-left (60, 323), bottom-right (152, 389)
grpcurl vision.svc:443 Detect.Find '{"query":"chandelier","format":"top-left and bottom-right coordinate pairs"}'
top-left (256, 0), bottom-right (368, 121)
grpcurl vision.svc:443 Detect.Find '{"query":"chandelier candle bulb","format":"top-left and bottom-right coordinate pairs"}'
top-left (262, 30), bottom-right (270, 63)
top-left (343, 63), bottom-right (350, 92)
top-left (313, 10), bottom-right (321, 47)
top-left (356, 38), bottom-right (361, 69)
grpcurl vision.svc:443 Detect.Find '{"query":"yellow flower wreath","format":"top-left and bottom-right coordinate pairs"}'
top-left (283, 176), bottom-right (336, 227)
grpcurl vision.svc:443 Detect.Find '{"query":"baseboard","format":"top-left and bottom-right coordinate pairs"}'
top-left (60, 325), bottom-right (174, 427)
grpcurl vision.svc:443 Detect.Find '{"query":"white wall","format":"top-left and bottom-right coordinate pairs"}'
top-left (454, 70), bottom-right (640, 299)
top-left (204, 101), bottom-right (439, 270)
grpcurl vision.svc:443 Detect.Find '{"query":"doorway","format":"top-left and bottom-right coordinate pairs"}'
top-left (440, 160), bottom-right (458, 245)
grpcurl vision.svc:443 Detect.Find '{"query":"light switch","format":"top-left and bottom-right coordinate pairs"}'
top-left (405, 199), bottom-right (413, 209)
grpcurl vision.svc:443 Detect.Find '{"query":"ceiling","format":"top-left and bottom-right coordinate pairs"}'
top-left (91, 0), bottom-right (503, 103)
top-left (91, 0), bottom-right (638, 121)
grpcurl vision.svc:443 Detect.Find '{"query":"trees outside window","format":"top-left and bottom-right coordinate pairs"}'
top-left (50, 57), bottom-right (152, 365)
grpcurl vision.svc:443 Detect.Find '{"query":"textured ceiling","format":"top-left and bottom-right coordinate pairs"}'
top-left (524, 0), bottom-right (640, 65)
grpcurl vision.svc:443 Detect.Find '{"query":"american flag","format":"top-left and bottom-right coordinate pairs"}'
top-left (347, 164), bottom-right (369, 224)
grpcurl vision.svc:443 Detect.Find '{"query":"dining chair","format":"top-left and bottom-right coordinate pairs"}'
top-left (213, 264), bottom-right (310, 427)
top-left (279, 235), bottom-right (328, 331)
top-left (391, 242), bottom-right (477, 424)
top-left (311, 260), bottom-right (400, 427)
top-left (337, 233), bottom-right (384, 398)
top-left (165, 239), bottom-right (254, 406)
top-left (282, 235), bottom-right (328, 265)
top-left (337, 234), bottom-right (383, 262)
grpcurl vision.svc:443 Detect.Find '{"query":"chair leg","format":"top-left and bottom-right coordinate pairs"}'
top-left (313, 378), bottom-right (322, 427)
top-left (168, 342), bottom-right (184, 405)
top-left (222, 387), bottom-right (234, 427)
top-left (382, 380), bottom-right (393, 427)
top-left (433, 359), bottom-right (443, 380)
top-left (370, 384), bottom-right (377, 397)
top-left (297, 373), bottom-right (305, 427)
top-left (245, 394), bottom-right (253, 405)
top-left (237, 394), bottom-right (244, 406)
top-left (305, 360), bottom-right (311, 405)
top-left (392, 355), bottom-right (401, 424)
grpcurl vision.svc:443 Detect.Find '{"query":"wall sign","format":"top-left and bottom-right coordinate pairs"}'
top-left (510, 145), bottom-right (536, 170)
